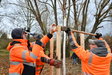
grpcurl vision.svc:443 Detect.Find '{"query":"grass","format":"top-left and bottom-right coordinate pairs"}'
top-left (41, 58), bottom-right (81, 75)
top-left (0, 49), bottom-right (9, 55)
top-left (0, 50), bottom-right (9, 75)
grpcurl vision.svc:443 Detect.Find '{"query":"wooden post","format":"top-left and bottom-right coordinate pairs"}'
top-left (56, 26), bottom-right (61, 75)
top-left (50, 38), bottom-right (54, 75)
top-left (80, 34), bottom-right (85, 49)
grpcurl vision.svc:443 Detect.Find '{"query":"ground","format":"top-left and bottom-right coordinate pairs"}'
top-left (0, 49), bottom-right (81, 75)
top-left (0, 50), bottom-right (112, 75)
top-left (41, 58), bottom-right (81, 75)
top-left (0, 55), bottom-right (81, 75)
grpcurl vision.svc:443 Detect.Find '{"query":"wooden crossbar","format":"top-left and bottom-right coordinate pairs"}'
top-left (72, 30), bottom-right (96, 36)
top-left (61, 26), bottom-right (96, 36)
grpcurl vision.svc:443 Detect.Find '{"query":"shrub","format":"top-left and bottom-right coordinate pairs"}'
top-left (0, 39), bottom-right (11, 49)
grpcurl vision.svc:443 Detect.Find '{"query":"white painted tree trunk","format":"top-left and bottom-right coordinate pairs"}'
top-left (63, 17), bottom-right (67, 75)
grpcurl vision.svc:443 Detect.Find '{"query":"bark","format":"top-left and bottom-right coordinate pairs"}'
top-left (28, 0), bottom-right (47, 34)
top-left (81, 0), bottom-right (90, 31)
top-left (85, 0), bottom-right (112, 48)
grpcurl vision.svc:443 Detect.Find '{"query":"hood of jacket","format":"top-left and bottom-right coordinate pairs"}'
top-left (7, 39), bottom-right (28, 51)
top-left (90, 47), bottom-right (108, 57)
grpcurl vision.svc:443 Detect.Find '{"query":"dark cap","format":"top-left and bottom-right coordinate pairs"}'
top-left (89, 39), bottom-right (106, 47)
top-left (11, 28), bottom-right (25, 39)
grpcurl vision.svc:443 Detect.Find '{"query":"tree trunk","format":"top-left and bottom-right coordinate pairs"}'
top-left (54, 0), bottom-right (58, 25)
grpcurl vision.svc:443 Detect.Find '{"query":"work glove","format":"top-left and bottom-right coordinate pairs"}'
top-left (49, 59), bottom-right (62, 68)
top-left (65, 28), bottom-right (71, 35)
top-left (50, 24), bottom-right (57, 34)
top-left (95, 33), bottom-right (102, 39)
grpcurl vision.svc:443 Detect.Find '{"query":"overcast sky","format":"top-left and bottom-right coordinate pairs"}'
top-left (0, 0), bottom-right (112, 37)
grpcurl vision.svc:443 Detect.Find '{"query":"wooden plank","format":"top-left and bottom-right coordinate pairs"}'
top-left (72, 30), bottom-right (96, 36)
top-left (50, 38), bottom-right (54, 75)
top-left (61, 26), bottom-right (96, 36)
top-left (80, 34), bottom-right (85, 49)
top-left (56, 26), bottom-right (61, 75)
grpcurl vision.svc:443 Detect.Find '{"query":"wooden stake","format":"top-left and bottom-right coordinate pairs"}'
top-left (80, 34), bottom-right (85, 49)
top-left (56, 26), bottom-right (61, 75)
top-left (50, 38), bottom-right (54, 75)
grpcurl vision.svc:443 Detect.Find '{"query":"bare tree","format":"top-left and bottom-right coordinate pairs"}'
top-left (86, 0), bottom-right (112, 44)
top-left (66, 0), bottom-right (71, 27)
top-left (26, 0), bottom-right (49, 34)
top-left (38, 0), bottom-right (58, 25)
top-left (0, 0), bottom-right (112, 46)
top-left (71, 0), bottom-right (112, 47)
top-left (0, 0), bottom-right (44, 34)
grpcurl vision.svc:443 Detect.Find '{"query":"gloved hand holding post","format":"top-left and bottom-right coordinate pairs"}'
top-left (49, 59), bottom-right (62, 68)
top-left (64, 27), bottom-right (71, 35)
top-left (50, 24), bottom-right (57, 34)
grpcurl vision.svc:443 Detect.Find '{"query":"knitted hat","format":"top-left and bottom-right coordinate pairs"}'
top-left (11, 28), bottom-right (25, 39)
top-left (89, 39), bottom-right (106, 47)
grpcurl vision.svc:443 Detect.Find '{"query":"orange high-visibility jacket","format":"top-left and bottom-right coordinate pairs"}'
top-left (72, 47), bottom-right (112, 75)
top-left (35, 34), bottom-right (51, 75)
top-left (7, 39), bottom-right (44, 75)
top-left (35, 58), bottom-right (45, 75)
top-left (69, 32), bottom-right (112, 75)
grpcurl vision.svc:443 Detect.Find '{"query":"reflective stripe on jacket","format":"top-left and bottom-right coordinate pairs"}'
top-left (35, 34), bottom-right (51, 75)
top-left (7, 39), bottom-right (44, 75)
top-left (36, 59), bottom-right (45, 75)
top-left (72, 47), bottom-right (112, 75)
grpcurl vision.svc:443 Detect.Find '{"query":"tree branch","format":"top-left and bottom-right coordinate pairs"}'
top-left (38, 0), bottom-right (53, 8)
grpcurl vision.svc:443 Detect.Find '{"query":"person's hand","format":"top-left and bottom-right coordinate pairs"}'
top-left (95, 33), bottom-right (102, 39)
top-left (49, 59), bottom-right (62, 68)
top-left (65, 28), bottom-right (71, 35)
top-left (50, 24), bottom-right (57, 34)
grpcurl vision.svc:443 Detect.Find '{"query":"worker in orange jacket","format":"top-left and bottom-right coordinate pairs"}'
top-left (65, 28), bottom-right (112, 75)
top-left (30, 33), bottom-right (53, 75)
top-left (7, 28), bottom-right (62, 75)
top-left (36, 34), bottom-right (52, 75)
top-left (28, 25), bottom-right (59, 75)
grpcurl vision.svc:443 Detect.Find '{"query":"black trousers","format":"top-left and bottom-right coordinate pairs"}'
top-left (22, 64), bottom-right (35, 75)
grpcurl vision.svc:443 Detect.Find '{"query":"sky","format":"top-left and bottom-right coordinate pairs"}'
top-left (86, 0), bottom-right (112, 35)
top-left (0, 0), bottom-right (112, 38)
